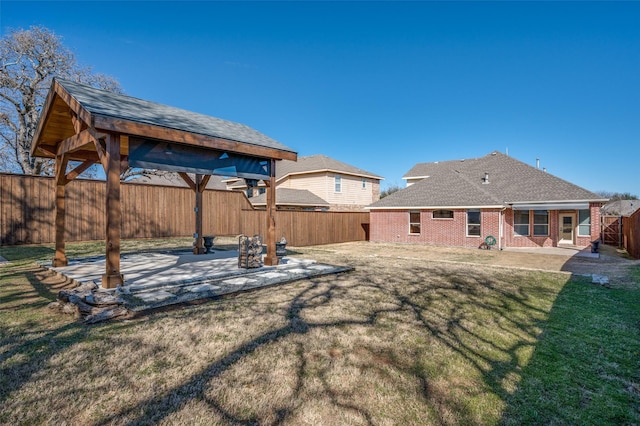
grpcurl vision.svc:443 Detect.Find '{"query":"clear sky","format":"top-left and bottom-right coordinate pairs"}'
top-left (3, 1), bottom-right (639, 195)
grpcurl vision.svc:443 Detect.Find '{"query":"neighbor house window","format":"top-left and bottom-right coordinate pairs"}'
top-left (467, 209), bottom-right (481, 236)
top-left (362, 178), bottom-right (367, 189)
top-left (578, 209), bottom-right (591, 236)
top-left (533, 210), bottom-right (549, 236)
top-left (335, 175), bottom-right (342, 193)
top-left (409, 211), bottom-right (421, 234)
top-left (433, 209), bottom-right (454, 219)
top-left (514, 210), bottom-right (530, 236)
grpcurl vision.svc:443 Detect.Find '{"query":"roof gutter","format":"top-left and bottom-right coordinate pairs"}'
top-left (280, 169), bottom-right (383, 182)
top-left (507, 198), bottom-right (609, 204)
top-left (366, 205), bottom-right (505, 210)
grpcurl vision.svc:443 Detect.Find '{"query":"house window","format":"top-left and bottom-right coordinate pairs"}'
top-left (467, 209), bottom-right (481, 236)
top-left (514, 210), bottom-right (530, 236)
top-left (578, 209), bottom-right (591, 236)
top-left (335, 175), bottom-right (342, 193)
top-left (258, 188), bottom-right (266, 195)
top-left (409, 211), bottom-right (421, 234)
top-left (433, 209), bottom-right (454, 219)
top-left (533, 210), bottom-right (549, 236)
top-left (362, 178), bottom-right (367, 189)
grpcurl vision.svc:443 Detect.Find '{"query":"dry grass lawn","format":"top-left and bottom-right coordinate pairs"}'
top-left (1, 240), bottom-right (638, 425)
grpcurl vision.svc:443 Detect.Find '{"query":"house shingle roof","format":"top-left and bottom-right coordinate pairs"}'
top-left (601, 200), bottom-right (640, 216)
top-left (249, 188), bottom-right (329, 207)
top-left (55, 79), bottom-right (296, 154)
top-left (371, 151), bottom-right (605, 209)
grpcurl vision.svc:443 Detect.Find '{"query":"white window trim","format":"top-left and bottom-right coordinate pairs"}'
top-left (466, 209), bottom-right (481, 237)
top-left (432, 209), bottom-right (454, 220)
top-left (533, 210), bottom-right (549, 237)
top-left (409, 210), bottom-right (421, 235)
top-left (514, 210), bottom-right (530, 237)
top-left (334, 175), bottom-right (342, 193)
top-left (578, 209), bottom-right (591, 237)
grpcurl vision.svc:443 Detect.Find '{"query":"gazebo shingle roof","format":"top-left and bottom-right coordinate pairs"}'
top-left (53, 79), bottom-right (296, 154)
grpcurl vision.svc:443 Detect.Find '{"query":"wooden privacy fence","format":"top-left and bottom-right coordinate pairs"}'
top-left (601, 215), bottom-right (622, 246)
top-left (0, 173), bottom-right (369, 247)
top-left (622, 209), bottom-right (640, 259)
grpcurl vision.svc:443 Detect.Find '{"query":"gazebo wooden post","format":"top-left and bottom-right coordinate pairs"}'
top-left (193, 173), bottom-right (205, 254)
top-left (102, 133), bottom-right (123, 289)
top-left (52, 154), bottom-right (69, 267)
top-left (264, 159), bottom-right (278, 266)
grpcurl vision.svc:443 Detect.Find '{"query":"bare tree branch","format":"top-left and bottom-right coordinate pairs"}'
top-left (0, 26), bottom-right (122, 176)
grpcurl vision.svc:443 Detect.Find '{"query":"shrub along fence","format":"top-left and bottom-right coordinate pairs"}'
top-left (0, 173), bottom-right (369, 247)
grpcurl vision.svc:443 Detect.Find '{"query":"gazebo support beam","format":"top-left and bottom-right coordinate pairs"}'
top-left (52, 154), bottom-right (69, 267)
top-left (102, 134), bottom-right (123, 289)
top-left (193, 173), bottom-right (205, 254)
top-left (178, 172), bottom-right (211, 255)
top-left (264, 159), bottom-right (278, 266)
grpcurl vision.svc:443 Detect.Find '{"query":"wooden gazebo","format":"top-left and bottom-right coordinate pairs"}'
top-left (31, 79), bottom-right (297, 288)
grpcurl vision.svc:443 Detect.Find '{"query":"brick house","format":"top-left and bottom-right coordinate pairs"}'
top-left (368, 151), bottom-right (607, 249)
top-left (226, 154), bottom-right (383, 211)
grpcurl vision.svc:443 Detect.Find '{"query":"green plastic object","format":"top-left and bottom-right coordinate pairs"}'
top-left (485, 235), bottom-right (497, 246)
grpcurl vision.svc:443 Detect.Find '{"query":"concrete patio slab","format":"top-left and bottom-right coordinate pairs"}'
top-left (502, 245), bottom-right (600, 258)
top-left (43, 250), bottom-right (352, 314)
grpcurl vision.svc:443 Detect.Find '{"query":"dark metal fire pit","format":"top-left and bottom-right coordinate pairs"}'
top-left (203, 235), bottom-right (215, 254)
top-left (275, 237), bottom-right (287, 258)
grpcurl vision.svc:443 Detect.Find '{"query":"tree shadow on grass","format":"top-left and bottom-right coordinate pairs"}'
top-left (90, 256), bottom-right (565, 425)
top-left (0, 264), bottom-right (87, 407)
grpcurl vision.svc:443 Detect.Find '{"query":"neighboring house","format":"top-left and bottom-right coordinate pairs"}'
top-left (368, 151), bottom-right (607, 249)
top-left (601, 199), bottom-right (640, 217)
top-left (225, 154), bottom-right (383, 211)
top-left (248, 188), bottom-right (330, 211)
top-left (600, 199), bottom-right (640, 247)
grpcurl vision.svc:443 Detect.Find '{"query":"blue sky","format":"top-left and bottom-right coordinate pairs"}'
top-left (3, 1), bottom-right (639, 195)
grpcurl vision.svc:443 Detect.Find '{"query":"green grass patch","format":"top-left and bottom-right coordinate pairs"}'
top-left (501, 276), bottom-right (640, 425)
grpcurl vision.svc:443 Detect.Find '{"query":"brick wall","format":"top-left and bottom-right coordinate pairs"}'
top-left (503, 209), bottom-right (558, 248)
top-left (371, 181), bottom-right (380, 203)
top-left (329, 204), bottom-right (369, 212)
top-left (370, 209), bottom-right (500, 248)
top-left (371, 204), bottom-right (603, 249)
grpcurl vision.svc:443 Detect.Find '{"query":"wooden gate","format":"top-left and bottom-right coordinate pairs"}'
top-left (601, 215), bottom-right (622, 246)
